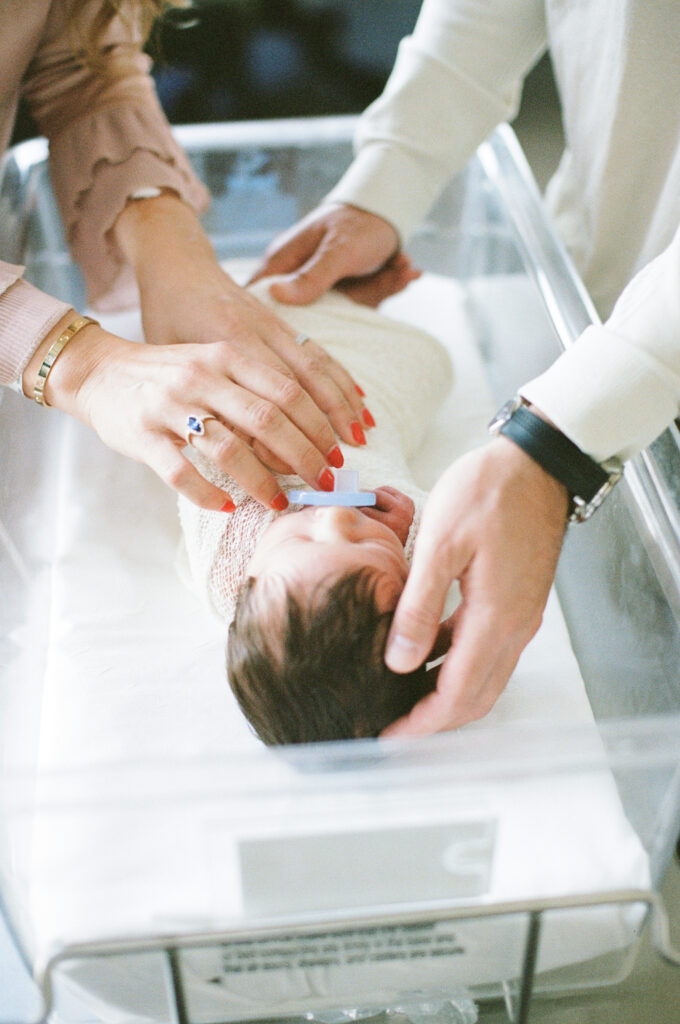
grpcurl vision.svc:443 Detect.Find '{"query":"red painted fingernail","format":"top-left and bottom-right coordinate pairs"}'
top-left (220, 498), bottom-right (236, 513)
top-left (270, 491), bottom-right (289, 511)
top-left (327, 445), bottom-right (344, 468)
top-left (351, 421), bottom-right (367, 445)
top-left (362, 408), bottom-right (376, 428)
top-left (319, 468), bottom-right (335, 492)
top-left (355, 383), bottom-right (366, 397)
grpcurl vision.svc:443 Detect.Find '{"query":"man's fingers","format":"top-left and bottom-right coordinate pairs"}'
top-left (427, 608), bottom-right (526, 724)
top-left (429, 617), bottom-right (455, 662)
top-left (385, 493), bottom-right (468, 672)
top-left (268, 246), bottom-right (355, 305)
top-left (337, 254), bottom-right (423, 308)
top-left (380, 688), bottom-right (453, 738)
top-left (383, 617), bottom-right (524, 737)
top-left (385, 555), bottom-right (457, 673)
top-left (385, 555), bottom-right (546, 739)
top-left (248, 226), bottom-right (322, 285)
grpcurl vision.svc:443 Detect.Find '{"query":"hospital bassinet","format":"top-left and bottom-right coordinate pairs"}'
top-left (1, 117), bottom-right (680, 1024)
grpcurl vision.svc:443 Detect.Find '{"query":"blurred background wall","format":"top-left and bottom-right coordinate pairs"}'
top-left (11, 0), bottom-right (563, 189)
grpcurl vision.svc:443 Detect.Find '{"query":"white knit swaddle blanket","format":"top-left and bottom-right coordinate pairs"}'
top-left (177, 281), bottom-right (453, 621)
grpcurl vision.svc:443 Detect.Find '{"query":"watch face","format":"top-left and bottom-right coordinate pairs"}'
top-left (488, 396), bottom-right (522, 434)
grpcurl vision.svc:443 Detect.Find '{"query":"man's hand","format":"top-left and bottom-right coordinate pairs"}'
top-left (249, 203), bottom-right (417, 307)
top-left (381, 439), bottom-right (569, 735)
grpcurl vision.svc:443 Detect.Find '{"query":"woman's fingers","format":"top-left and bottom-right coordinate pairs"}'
top-left (145, 441), bottom-right (238, 512)
top-left (205, 291), bottom-right (369, 448)
top-left (64, 332), bottom-right (330, 511)
top-left (203, 353), bottom-right (347, 483)
top-left (187, 423), bottom-right (298, 510)
top-left (187, 395), bottom-right (335, 498)
top-left (57, 312), bottom-right (366, 513)
top-left (238, 286), bottom-right (369, 439)
top-left (133, 240), bottom-right (371, 451)
top-left (111, 193), bottom-right (377, 505)
top-left (274, 332), bottom-right (370, 442)
top-left (222, 425), bottom-right (294, 477)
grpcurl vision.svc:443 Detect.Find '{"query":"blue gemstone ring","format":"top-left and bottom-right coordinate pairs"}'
top-left (185, 413), bottom-right (217, 446)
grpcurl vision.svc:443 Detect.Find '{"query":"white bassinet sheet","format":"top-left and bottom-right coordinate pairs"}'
top-left (1, 271), bottom-right (650, 1023)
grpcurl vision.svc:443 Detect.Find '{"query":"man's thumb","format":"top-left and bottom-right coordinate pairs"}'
top-left (269, 243), bottom-right (355, 305)
top-left (268, 271), bottom-right (325, 306)
top-left (385, 598), bottom-right (440, 673)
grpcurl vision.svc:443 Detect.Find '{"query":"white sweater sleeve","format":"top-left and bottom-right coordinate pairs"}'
top-left (326, 0), bottom-right (547, 241)
top-left (520, 225), bottom-right (680, 462)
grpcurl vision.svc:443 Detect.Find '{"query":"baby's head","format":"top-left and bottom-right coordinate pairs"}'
top-left (226, 504), bottom-right (434, 745)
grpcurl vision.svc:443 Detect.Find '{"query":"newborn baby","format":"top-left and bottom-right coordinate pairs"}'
top-left (178, 279), bottom-right (452, 744)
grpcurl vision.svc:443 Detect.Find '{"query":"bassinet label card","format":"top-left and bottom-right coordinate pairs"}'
top-left (237, 819), bottom-right (496, 916)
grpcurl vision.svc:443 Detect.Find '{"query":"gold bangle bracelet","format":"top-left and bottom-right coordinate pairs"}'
top-left (33, 315), bottom-right (99, 407)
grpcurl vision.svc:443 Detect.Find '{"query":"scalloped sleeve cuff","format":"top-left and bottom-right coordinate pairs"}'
top-left (48, 95), bottom-right (210, 311)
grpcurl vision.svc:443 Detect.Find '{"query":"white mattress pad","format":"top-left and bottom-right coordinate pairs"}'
top-left (0, 272), bottom-right (650, 1023)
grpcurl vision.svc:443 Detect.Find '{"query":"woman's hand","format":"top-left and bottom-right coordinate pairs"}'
top-left (112, 193), bottom-right (370, 464)
top-left (249, 203), bottom-right (419, 307)
top-left (24, 313), bottom-right (351, 512)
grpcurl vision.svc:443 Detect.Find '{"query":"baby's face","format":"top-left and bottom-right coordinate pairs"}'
top-left (247, 504), bottom-right (410, 610)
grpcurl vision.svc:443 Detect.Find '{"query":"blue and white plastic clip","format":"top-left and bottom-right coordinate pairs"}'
top-left (288, 469), bottom-right (376, 507)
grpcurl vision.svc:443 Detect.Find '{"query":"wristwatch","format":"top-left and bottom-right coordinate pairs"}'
top-left (488, 396), bottom-right (623, 523)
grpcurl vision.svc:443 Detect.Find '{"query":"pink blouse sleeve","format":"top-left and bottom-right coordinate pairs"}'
top-left (0, 262), bottom-right (72, 388)
top-left (21, 2), bottom-right (210, 311)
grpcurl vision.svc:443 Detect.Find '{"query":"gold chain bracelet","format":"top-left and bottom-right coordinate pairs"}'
top-left (33, 315), bottom-right (99, 407)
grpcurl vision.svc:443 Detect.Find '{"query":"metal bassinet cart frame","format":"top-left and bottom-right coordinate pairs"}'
top-left (1, 118), bottom-right (680, 1024)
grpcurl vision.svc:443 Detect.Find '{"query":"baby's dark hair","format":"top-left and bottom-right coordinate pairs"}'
top-left (226, 569), bottom-right (434, 745)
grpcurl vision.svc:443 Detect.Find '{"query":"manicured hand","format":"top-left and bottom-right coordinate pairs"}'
top-left (113, 194), bottom-right (370, 465)
top-left (380, 439), bottom-right (569, 734)
top-left (249, 202), bottom-right (418, 307)
top-left (28, 315), bottom-right (341, 512)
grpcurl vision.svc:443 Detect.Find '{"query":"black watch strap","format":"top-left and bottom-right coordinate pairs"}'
top-left (498, 404), bottom-right (609, 501)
